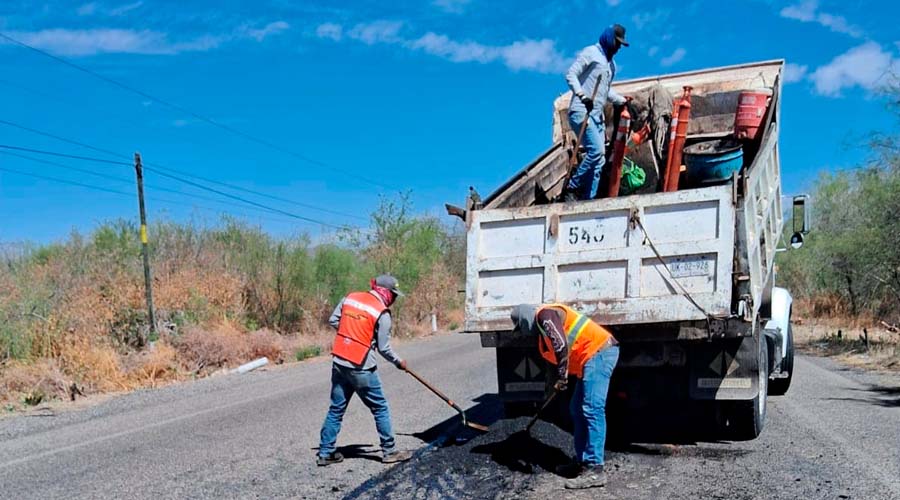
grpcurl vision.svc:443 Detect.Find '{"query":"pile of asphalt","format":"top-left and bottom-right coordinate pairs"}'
top-left (344, 417), bottom-right (576, 499)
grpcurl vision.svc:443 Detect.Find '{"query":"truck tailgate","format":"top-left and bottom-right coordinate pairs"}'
top-left (465, 184), bottom-right (736, 331)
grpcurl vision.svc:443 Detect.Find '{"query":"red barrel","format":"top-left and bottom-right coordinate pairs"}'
top-left (734, 89), bottom-right (772, 140)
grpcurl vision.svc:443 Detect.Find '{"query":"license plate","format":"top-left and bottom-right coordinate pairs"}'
top-left (669, 258), bottom-right (711, 278)
top-left (697, 377), bottom-right (752, 389)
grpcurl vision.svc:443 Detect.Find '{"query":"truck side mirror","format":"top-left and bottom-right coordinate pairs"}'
top-left (790, 195), bottom-right (810, 250)
top-left (792, 195), bottom-right (810, 235)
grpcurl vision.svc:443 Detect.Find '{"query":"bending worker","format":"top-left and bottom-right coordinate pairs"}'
top-left (511, 303), bottom-right (619, 490)
top-left (317, 275), bottom-right (412, 466)
top-left (564, 23), bottom-right (629, 201)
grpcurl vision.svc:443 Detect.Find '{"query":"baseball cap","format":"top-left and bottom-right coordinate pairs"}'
top-left (374, 274), bottom-right (404, 297)
top-left (614, 24), bottom-right (629, 47)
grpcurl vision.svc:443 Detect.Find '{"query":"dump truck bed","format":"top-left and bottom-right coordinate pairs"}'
top-left (464, 60), bottom-right (784, 332)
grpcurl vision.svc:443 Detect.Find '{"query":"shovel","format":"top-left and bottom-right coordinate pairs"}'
top-left (525, 387), bottom-right (560, 434)
top-left (405, 367), bottom-right (489, 432)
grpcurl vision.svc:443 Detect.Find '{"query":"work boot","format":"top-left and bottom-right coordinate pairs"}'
top-left (316, 452), bottom-right (344, 467)
top-left (554, 461), bottom-right (585, 478)
top-left (382, 450), bottom-right (413, 464)
top-left (564, 465), bottom-right (607, 489)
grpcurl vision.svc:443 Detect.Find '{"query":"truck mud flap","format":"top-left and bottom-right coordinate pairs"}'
top-left (689, 336), bottom-right (760, 400)
top-left (496, 345), bottom-right (547, 403)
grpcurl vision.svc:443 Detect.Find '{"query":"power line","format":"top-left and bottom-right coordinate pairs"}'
top-left (143, 166), bottom-right (350, 229)
top-left (0, 164), bottom-right (303, 225)
top-left (0, 149), bottom-right (134, 185)
top-left (0, 118), bottom-right (368, 221)
top-left (0, 144), bottom-right (355, 229)
top-left (0, 149), bottom-right (331, 219)
top-left (0, 144), bottom-right (131, 165)
top-left (0, 31), bottom-right (396, 190)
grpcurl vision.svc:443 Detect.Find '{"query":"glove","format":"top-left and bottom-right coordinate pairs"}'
top-left (396, 359), bottom-right (408, 371)
top-left (553, 379), bottom-right (568, 392)
top-left (580, 95), bottom-right (594, 113)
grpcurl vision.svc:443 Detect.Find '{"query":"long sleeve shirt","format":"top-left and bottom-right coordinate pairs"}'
top-left (565, 43), bottom-right (627, 122)
top-left (329, 293), bottom-right (403, 370)
top-left (536, 307), bottom-right (569, 381)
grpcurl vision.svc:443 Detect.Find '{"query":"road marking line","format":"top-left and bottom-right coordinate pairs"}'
top-left (0, 385), bottom-right (303, 470)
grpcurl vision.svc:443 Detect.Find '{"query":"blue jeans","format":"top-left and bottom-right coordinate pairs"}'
top-left (570, 345), bottom-right (619, 466)
top-left (318, 364), bottom-right (396, 458)
top-left (567, 110), bottom-right (606, 200)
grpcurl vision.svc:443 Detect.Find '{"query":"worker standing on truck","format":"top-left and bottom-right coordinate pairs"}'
top-left (511, 303), bottom-right (619, 490)
top-left (564, 24), bottom-right (629, 201)
top-left (316, 275), bottom-right (413, 466)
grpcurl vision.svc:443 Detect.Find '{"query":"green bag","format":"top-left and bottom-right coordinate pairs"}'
top-left (620, 157), bottom-right (646, 195)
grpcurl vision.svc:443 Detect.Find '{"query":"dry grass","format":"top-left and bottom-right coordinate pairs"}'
top-left (0, 359), bottom-right (70, 408)
top-left (0, 215), bottom-right (465, 412)
top-left (794, 317), bottom-right (900, 372)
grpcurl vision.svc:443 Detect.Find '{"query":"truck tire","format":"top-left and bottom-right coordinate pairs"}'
top-left (768, 322), bottom-right (794, 396)
top-left (725, 336), bottom-right (768, 440)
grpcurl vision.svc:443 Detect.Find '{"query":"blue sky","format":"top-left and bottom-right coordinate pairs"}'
top-left (1, 0), bottom-right (898, 243)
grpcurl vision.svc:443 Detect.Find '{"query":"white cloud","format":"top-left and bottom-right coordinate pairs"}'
top-left (432, 0), bottom-right (471, 14)
top-left (76, 2), bottom-right (98, 15)
top-left (319, 21), bottom-right (568, 74)
top-left (809, 42), bottom-right (900, 96)
top-left (780, 0), bottom-right (816, 21)
top-left (109, 1), bottom-right (143, 16)
top-left (647, 46), bottom-right (659, 57)
top-left (660, 47), bottom-right (685, 67)
top-left (783, 62), bottom-right (808, 83)
top-left (315, 23), bottom-right (342, 41)
top-left (780, 0), bottom-right (863, 38)
top-left (409, 32), bottom-right (494, 63)
top-left (499, 39), bottom-right (568, 72)
top-left (4, 22), bottom-right (288, 57)
top-left (631, 8), bottom-right (669, 30)
top-left (172, 119), bottom-right (189, 127)
top-left (347, 20), bottom-right (403, 45)
top-left (606, 0), bottom-right (622, 5)
top-left (242, 21), bottom-right (290, 42)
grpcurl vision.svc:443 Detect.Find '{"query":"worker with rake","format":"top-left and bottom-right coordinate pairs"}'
top-left (316, 275), bottom-right (413, 466)
top-left (511, 303), bottom-right (619, 489)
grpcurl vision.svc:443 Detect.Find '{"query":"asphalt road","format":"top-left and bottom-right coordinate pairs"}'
top-left (1, 333), bottom-right (898, 499)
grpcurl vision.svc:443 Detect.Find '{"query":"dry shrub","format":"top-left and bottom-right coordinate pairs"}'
top-left (397, 261), bottom-right (461, 337)
top-left (153, 266), bottom-right (243, 320)
top-left (285, 330), bottom-right (332, 362)
top-left (247, 329), bottom-right (288, 363)
top-left (58, 338), bottom-right (127, 393)
top-left (175, 324), bottom-right (249, 373)
top-left (124, 342), bottom-right (182, 387)
top-left (0, 359), bottom-right (70, 405)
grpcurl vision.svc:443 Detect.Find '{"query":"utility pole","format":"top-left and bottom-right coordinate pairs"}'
top-left (134, 152), bottom-right (156, 340)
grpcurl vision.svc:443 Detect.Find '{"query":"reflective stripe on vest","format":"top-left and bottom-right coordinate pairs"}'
top-left (536, 304), bottom-right (612, 378)
top-left (333, 291), bottom-right (388, 365)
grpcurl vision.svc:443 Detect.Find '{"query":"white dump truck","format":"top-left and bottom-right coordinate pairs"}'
top-left (449, 60), bottom-right (809, 439)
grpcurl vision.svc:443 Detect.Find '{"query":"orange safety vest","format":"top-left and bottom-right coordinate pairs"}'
top-left (536, 304), bottom-right (613, 378)
top-left (332, 291), bottom-right (388, 365)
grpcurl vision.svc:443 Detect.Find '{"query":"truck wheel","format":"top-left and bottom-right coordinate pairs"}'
top-left (725, 336), bottom-right (768, 440)
top-left (768, 322), bottom-right (794, 396)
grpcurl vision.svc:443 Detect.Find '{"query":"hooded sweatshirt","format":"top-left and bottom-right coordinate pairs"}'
top-left (565, 26), bottom-right (627, 121)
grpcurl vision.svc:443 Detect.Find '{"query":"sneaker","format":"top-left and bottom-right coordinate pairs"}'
top-left (381, 450), bottom-right (413, 464)
top-left (554, 462), bottom-right (585, 478)
top-left (316, 452), bottom-right (344, 467)
top-left (564, 465), bottom-right (607, 489)
top-left (563, 191), bottom-right (579, 203)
